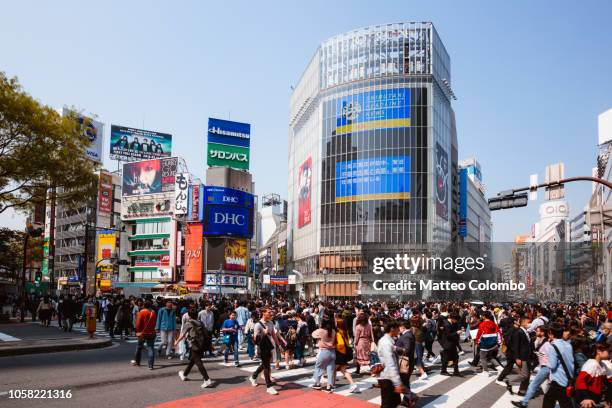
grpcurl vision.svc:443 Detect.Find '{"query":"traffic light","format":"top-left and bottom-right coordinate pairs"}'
top-left (35, 271), bottom-right (42, 282)
top-left (488, 192), bottom-right (529, 211)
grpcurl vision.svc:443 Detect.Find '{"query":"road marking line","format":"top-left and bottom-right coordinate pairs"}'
top-left (0, 332), bottom-right (20, 341)
top-left (421, 370), bottom-right (500, 407)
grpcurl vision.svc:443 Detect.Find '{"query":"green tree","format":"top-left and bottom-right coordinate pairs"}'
top-left (0, 228), bottom-right (26, 279)
top-left (0, 72), bottom-right (98, 214)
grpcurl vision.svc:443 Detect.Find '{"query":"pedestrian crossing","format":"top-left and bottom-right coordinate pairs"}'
top-left (222, 354), bottom-right (542, 407)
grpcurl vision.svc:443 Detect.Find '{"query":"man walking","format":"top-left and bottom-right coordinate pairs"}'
top-left (504, 316), bottom-right (533, 396)
top-left (156, 300), bottom-right (177, 359)
top-left (235, 301), bottom-right (250, 350)
top-left (378, 321), bottom-right (405, 408)
top-left (174, 309), bottom-right (214, 388)
top-left (542, 323), bottom-right (575, 408)
top-left (131, 300), bottom-right (157, 370)
top-left (250, 307), bottom-right (280, 395)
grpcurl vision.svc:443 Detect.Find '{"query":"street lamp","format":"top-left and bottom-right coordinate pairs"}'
top-left (322, 268), bottom-right (329, 302)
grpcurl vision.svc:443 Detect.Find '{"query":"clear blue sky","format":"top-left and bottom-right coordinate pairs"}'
top-left (1, 0), bottom-right (611, 241)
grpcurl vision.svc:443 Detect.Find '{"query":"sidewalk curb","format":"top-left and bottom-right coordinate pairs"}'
top-left (0, 337), bottom-right (112, 357)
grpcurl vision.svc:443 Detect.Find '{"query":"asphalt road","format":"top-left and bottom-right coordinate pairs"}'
top-left (1, 321), bottom-right (546, 408)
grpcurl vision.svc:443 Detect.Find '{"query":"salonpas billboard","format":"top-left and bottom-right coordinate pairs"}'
top-left (207, 142), bottom-right (250, 170)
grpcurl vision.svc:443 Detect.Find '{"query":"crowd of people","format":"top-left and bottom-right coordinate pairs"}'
top-left (10, 292), bottom-right (612, 408)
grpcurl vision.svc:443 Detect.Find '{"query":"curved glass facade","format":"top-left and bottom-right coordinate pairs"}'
top-left (288, 22), bottom-right (455, 297)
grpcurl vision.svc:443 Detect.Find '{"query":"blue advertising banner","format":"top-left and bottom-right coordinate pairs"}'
top-left (459, 168), bottom-right (468, 237)
top-left (335, 88), bottom-right (410, 136)
top-left (207, 118), bottom-right (251, 148)
top-left (203, 186), bottom-right (254, 208)
top-left (203, 205), bottom-right (252, 238)
top-left (335, 156), bottom-right (411, 203)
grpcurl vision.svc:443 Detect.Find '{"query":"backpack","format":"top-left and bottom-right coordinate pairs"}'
top-left (284, 325), bottom-right (298, 347)
top-left (187, 319), bottom-right (210, 352)
top-left (254, 322), bottom-right (274, 354)
top-left (425, 320), bottom-right (436, 342)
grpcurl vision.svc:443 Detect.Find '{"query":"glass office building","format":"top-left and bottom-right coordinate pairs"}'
top-left (288, 23), bottom-right (458, 298)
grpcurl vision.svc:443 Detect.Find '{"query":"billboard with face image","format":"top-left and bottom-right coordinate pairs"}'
top-left (122, 157), bottom-right (177, 197)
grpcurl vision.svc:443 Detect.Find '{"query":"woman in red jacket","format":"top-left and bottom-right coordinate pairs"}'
top-left (475, 311), bottom-right (501, 375)
top-left (575, 344), bottom-right (611, 408)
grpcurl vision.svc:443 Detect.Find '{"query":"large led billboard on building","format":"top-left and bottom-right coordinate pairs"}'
top-left (110, 125), bottom-right (172, 161)
top-left (203, 186), bottom-right (254, 208)
top-left (207, 143), bottom-right (250, 170)
top-left (335, 156), bottom-right (410, 203)
top-left (224, 239), bottom-right (247, 272)
top-left (122, 158), bottom-right (176, 196)
top-left (435, 143), bottom-right (449, 220)
top-left (297, 157), bottom-right (312, 228)
top-left (335, 88), bottom-right (410, 136)
top-left (207, 118), bottom-right (250, 148)
top-left (63, 108), bottom-right (104, 163)
top-left (203, 205), bottom-right (252, 238)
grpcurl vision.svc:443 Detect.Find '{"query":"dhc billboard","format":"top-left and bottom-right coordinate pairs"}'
top-left (203, 205), bottom-right (253, 238)
top-left (204, 186), bottom-right (254, 208)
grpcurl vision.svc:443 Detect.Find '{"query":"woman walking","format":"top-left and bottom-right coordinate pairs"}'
top-left (311, 313), bottom-right (337, 393)
top-left (335, 317), bottom-right (358, 393)
top-left (353, 311), bottom-right (373, 375)
top-left (37, 296), bottom-right (53, 327)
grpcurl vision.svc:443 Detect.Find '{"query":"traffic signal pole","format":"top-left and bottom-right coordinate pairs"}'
top-left (489, 176), bottom-right (612, 211)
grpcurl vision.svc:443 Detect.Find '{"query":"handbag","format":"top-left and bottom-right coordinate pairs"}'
top-left (221, 334), bottom-right (231, 345)
top-left (551, 344), bottom-right (575, 398)
top-left (399, 355), bottom-right (411, 374)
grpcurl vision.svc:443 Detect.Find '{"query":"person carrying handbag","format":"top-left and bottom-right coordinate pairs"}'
top-left (542, 323), bottom-right (575, 408)
top-left (335, 317), bottom-right (358, 393)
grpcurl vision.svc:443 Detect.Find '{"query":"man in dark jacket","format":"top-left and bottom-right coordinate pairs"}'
top-left (503, 316), bottom-right (533, 395)
top-left (106, 298), bottom-right (118, 338)
top-left (395, 320), bottom-right (417, 406)
top-left (438, 313), bottom-right (462, 376)
top-left (305, 311), bottom-right (317, 357)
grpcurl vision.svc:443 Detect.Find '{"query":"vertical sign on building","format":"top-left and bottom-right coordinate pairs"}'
top-left (297, 157), bottom-right (312, 228)
top-left (184, 223), bottom-right (203, 284)
top-left (458, 168), bottom-right (468, 237)
top-left (435, 143), bottom-right (449, 221)
top-left (98, 171), bottom-right (113, 214)
top-left (190, 184), bottom-right (201, 221)
top-left (174, 172), bottom-right (189, 215)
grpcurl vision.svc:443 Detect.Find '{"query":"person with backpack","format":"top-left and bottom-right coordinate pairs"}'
top-left (174, 309), bottom-right (214, 389)
top-left (280, 311), bottom-right (298, 369)
top-left (249, 307), bottom-right (281, 395)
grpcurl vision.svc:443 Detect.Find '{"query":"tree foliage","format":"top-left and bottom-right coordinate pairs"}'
top-left (0, 72), bottom-right (98, 214)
